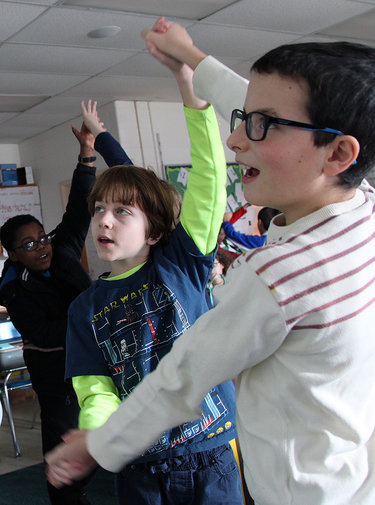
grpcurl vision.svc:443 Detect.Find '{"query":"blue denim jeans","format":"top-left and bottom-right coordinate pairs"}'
top-left (115, 443), bottom-right (243, 505)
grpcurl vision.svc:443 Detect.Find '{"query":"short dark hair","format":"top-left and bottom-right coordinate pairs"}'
top-left (215, 248), bottom-right (235, 275)
top-left (252, 42), bottom-right (375, 188)
top-left (258, 207), bottom-right (280, 231)
top-left (88, 165), bottom-right (179, 246)
top-left (0, 214), bottom-right (43, 252)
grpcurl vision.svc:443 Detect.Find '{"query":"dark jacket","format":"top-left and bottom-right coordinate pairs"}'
top-left (0, 163), bottom-right (95, 350)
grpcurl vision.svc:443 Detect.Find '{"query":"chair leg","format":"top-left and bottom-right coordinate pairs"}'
top-left (1, 373), bottom-right (21, 457)
top-left (30, 393), bottom-right (39, 429)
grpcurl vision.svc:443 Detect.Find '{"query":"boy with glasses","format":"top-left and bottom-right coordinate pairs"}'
top-left (0, 118), bottom-right (99, 505)
top-left (47, 18), bottom-right (375, 505)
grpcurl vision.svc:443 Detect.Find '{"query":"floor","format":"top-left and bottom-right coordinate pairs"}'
top-left (0, 392), bottom-right (43, 475)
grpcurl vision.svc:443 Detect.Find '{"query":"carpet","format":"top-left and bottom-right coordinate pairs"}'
top-left (0, 463), bottom-right (117, 505)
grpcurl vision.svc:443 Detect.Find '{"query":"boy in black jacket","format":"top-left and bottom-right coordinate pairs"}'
top-left (0, 119), bottom-right (96, 505)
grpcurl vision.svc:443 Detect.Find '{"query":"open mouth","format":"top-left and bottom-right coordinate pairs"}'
top-left (243, 167), bottom-right (260, 179)
top-left (98, 237), bottom-right (114, 244)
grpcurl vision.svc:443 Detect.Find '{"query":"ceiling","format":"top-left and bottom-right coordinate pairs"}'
top-left (0, 0), bottom-right (375, 143)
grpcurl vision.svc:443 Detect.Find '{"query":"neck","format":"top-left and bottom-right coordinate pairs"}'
top-left (282, 187), bottom-right (356, 226)
top-left (108, 256), bottom-right (149, 278)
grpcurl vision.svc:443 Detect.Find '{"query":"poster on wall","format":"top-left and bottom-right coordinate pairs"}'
top-left (164, 162), bottom-right (247, 212)
top-left (164, 162), bottom-right (259, 254)
top-left (0, 185), bottom-right (42, 227)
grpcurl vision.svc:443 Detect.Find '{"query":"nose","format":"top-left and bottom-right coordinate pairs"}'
top-left (36, 239), bottom-right (45, 250)
top-left (226, 121), bottom-right (249, 153)
top-left (98, 210), bottom-right (113, 229)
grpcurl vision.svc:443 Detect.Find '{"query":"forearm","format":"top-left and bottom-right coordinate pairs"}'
top-left (94, 131), bottom-right (133, 167)
top-left (193, 56), bottom-right (249, 122)
top-left (174, 44), bottom-right (207, 71)
top-left (53, 163), bottom-right (96, 256)
top-left (73, 375), bottom-right (121, 430)
top-left (173, 65), bottom-right (208, 110)
top-left (180, 106), bottom-right (227, 254)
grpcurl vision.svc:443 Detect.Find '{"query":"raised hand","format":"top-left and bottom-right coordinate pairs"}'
top-left (141, 17), bottom-right (205, 70)
top-left (143, 17), bottom-right (208, 110)
top-left (71, 120), bottom-right (96, 154)
top-left (80, 99), bottom-right (106, 138)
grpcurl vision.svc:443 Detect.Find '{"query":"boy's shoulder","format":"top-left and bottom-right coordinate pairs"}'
top-left (239, 188), bottom-right (375, 274)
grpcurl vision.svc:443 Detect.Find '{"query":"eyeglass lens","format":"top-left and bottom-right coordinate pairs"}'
top-left (23, 235), bottom-right (51, 251)
top-left (231, 110), bottom-right (266, 141)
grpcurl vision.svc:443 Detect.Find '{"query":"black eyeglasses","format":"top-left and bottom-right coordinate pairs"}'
top-left (13, 234), bottom-right (53, 252)
top-left (230, 109), bottom-right (344, 142)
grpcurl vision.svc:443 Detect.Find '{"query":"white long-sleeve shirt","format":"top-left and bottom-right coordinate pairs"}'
top-left (192, 55), bottom-right (249, 121)
top-left (88, 58), bottom-right (375, 505)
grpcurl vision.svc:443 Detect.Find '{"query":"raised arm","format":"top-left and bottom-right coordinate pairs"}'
top-left (76, 100), bottom-right (133, 167)
top-left (142, 17), bottom-right (249, 121)
top-left (51, 115), bottom-right (96, 259)
top-left (146, 26), bottom-right (226, 254)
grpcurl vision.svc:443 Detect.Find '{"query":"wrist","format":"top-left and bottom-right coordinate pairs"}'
top-left (183, 46), bottom-right (207, 70)
top-left (78, 154), bottom-right (96, 164)
top-left (84, 123), bottom-right (106, 138)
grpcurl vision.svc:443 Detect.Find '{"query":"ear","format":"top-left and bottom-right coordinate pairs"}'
top-left (8, 250), bottom-right (18, 262)
top-left (146, 234), bottom-right (162, 246)
top-left (324, 135), bottom-right (360, 176)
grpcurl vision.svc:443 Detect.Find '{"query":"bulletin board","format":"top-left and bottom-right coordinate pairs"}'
top-left (164, 162), bottom-right (245, 212)
top-left (0, 185), bottom-right (42, 226)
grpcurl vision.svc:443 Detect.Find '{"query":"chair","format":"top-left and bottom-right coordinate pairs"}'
top-left (0, 320), bottom-right (33, 457)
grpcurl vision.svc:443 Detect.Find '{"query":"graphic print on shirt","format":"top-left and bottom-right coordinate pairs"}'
top-left (91, 280), bottom-right (232, 454)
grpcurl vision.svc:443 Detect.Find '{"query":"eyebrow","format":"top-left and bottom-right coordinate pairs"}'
top-left (243, 106), bottom-right (279, 116)
top-left (19, 232), bottom-right (45, 242)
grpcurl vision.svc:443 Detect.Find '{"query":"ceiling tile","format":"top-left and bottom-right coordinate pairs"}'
top-left (0, 1), bottom-right (47, 42)
top-left (0, 72), bottom-right (88, 95)
top-left (296, 33), bottom-right (375, 48)
top-left (2, 113), bottom-right (73, 129)
top-left (12, 0), bottom-right (59, 4)
top-left (62, 0), bottom-right (235, 20)
top-left (22, 96), bottom-right (114, 116)
top-left (0, 43), bottom-right (133, 74)
top-left (0, 112), bottom-right (18, 125)
top-left (187, 23), bottom-right (298, 59)
top-left (10, 6), bottom-right (160, 50)
top-left (0, 122), bottom-right (47, 142)
top-left (60, 75), bottom-right (182, 102)
top-left (204, 0), bottom-right (374, 34)
top-left (0, 95), bottom-right (48, 112)
top-left (319, 8), bottom-right (375, 41)
top-left (102, 53), bottom-right (172, 78)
